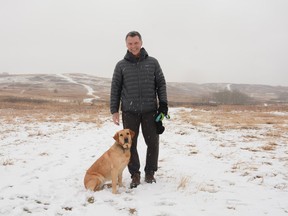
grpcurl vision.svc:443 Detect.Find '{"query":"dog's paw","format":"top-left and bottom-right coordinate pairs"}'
top-left (112, 190), bottom-right (120, 194)
top-left (118, 183), bottom-right (125, 188)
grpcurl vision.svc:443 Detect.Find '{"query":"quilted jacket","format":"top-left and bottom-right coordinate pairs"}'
top-left (110, 48), bottom-right (168, 114)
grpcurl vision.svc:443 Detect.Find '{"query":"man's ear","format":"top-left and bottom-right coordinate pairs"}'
top-left (129, 129), bottom-right (135, 139)
top-left (113, 132), bottom-right (119, 142)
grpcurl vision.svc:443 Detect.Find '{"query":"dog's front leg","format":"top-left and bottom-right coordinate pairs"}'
top-left (111, 169), bottom-right (118, 194)
top-left (118, 172), bottom-right (124, 187)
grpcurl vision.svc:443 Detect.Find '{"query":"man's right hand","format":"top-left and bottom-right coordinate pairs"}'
top-left (112, 112), bottom-right (120, 125)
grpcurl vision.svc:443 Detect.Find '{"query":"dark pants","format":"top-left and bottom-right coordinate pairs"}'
top-left (122, 111), bottom-right (159, 177)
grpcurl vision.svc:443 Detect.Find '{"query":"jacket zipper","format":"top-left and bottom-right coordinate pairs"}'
top-left (136, 61), bottom-right (142, 113)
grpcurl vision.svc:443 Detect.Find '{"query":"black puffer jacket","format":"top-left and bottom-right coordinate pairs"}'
top-left (110, 48), bottom-right (168, 114)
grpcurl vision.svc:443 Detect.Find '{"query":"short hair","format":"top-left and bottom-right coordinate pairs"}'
top-left (125, 31), bottom-right (142, 41)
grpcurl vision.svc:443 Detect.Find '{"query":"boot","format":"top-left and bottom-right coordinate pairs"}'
top-left (130, 173), bottom-right (140, 188)
top-left (145, 173), bottom-right (156, 183)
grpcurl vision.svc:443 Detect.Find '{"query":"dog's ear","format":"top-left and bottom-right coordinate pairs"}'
top-left (113, 132), bottom-right (119, 142)
top-left (129, 129), bottom-right (135, 139)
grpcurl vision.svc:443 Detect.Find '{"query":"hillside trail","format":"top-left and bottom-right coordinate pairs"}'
top-left (56, 73), bottom-right (99, 103)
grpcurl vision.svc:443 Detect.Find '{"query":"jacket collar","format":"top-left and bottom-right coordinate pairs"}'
top-left (124, 48), bottom-right (148, 63)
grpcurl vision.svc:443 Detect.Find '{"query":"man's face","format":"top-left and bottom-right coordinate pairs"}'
top-left (126, 36), bottom-right (142, 56)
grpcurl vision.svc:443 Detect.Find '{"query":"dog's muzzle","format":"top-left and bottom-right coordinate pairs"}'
top-left (124, 138), bottom-right (129, 143)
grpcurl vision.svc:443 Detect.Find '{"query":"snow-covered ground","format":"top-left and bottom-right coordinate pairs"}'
top-left (1, 107), bottom-right (287, 216)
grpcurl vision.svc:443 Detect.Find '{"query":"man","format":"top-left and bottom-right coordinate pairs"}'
top-left (110, 31), bottom-right (168, 188)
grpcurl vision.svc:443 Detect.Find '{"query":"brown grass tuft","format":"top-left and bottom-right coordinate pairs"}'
top-left (2, 159), bottom-right (14, 166)
top-left (129, 208), bottom-right (137, 215)
top-left (177, 176), bottom-right (190, 190)
top-left (261, 142), bottom-right (277, 151)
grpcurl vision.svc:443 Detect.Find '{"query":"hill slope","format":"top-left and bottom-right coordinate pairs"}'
top-left (1, 73), bottom-right (288, 104)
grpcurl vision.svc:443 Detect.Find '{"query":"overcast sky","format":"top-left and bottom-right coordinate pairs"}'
top-left (1, 0), bottom-right (288, 86)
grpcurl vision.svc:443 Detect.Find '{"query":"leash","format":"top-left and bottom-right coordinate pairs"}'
top-left (155, 113), bottom-right (170, 122)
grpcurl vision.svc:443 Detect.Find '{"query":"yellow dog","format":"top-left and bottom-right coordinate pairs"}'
top-left (84, 129), bottom-right (135, 194)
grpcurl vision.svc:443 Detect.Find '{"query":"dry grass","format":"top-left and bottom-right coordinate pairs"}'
top-left (129, 208), bottom-right (137, 215)
top-left (176, 105), bottom-right (288, 132)
top-left (197, 182), bottom-right (219, 193)
top-left (261, 142), bottom-right (278, 151)
top-left (1, 92), bottom-right (288, 135)
top-left (177, 176), bottom-right (190, 190)
top-left (0, 99), bottom-right (110, 127)
top-left (2, 159), bottom-right (14, 166)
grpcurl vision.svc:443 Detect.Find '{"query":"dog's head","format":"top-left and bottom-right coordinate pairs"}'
top-left (113, 129), bottom-right (135, 149)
